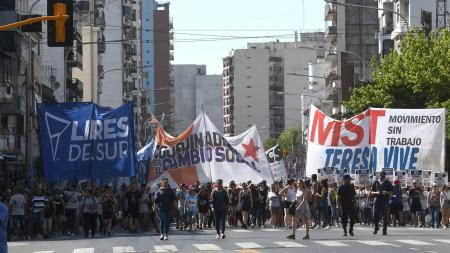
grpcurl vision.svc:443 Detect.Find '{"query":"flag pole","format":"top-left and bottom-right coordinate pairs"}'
top-left (202, 105), bottom-right (213, 183)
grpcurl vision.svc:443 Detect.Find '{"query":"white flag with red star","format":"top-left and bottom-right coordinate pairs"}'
top-left (148, 113), bottom-right (273, 187)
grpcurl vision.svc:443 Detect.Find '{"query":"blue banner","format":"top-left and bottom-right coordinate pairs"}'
top-left (37, 102), bottom-right (136, 182)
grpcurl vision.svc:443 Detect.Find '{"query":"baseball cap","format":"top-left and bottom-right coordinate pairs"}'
top-left (394, 179), bottom-right (401, 185)
top-left (343, 174), bottom-right (351, 180)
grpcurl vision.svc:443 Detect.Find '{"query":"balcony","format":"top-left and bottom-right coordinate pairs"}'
top-left (123, 16), bottom-right (132, 28)
top-left (325, 49), bottom-right (337, 64)
top-left (98, 35), bottom-right (106, 54)
top-left (123, 0), bottom-right (132, 7)
top-left (169, 32), bottom-right (174, 40)
top-left (95, 0), bottom-right (105, 7)
top-left (325, 26), bottom-right (337, 43)
top-left (169, 17), bottom-right (173, 29)
top-left (169, 42), bottom-right (174, 50)
top-left (94, 12), bottom-right (105, 28)
top-left (78, 0), bottom-right (90, 13)
top-left (66, 48), bottom-right (83, 68)
top-left (123, 6), bottom-right (133, 18)
top-left (324, 3), bottom-right (336, 21)
top-left (169, 52), bottom-right (174, 61)
top-left (0, 86), bottom-right (13, 101)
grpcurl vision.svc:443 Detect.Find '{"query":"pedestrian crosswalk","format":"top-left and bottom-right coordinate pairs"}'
top-left (13, 238), bottom-right (450, 253)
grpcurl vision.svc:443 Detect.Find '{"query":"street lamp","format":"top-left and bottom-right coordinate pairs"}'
top-left (324, 0), bottom-right (410, 31)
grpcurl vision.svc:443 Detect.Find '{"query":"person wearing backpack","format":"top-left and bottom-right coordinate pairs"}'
top-left (81, 188), bottom-right (98, 238)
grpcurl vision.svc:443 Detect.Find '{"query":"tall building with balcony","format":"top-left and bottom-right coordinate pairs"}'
top-left (223, 38), bottom-right (325, 142)
top-left (324, 0), bottom-right (378, 111)
top-left (140, 1), bottom-right (174, 133)
top-left (378, 0), bottom-right (446, 57)
top-left (72, 0), bottom-right (105, 103)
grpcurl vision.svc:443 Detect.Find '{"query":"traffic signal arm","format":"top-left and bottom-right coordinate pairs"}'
top-left (0, 15), bottom-right (68, 31)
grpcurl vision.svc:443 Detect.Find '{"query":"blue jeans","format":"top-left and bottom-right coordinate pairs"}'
top-left (331, 205), bottom-right (340, 225)
top-left (214, 210), bottom-right (227, 235)
top-left (158, 209), bottom-right (171, 236)
top-left (430, 206), bottom-right (441, 228)
top-left (257, 206), bottom-right (266, 226)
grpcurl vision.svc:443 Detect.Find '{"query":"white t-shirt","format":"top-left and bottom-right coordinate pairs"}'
top-left (9, 194), bottom-right (26, 216)
top-left (64, 191), bottom-right (82, 209)
top-left (402, 193), bottom-right (411, 212)
top-left (420, 191), bottom-right (428, 209)
top-left (441, 190), bottom-right (450, 204)
top-left (285, 186), bottom-right (296, 202)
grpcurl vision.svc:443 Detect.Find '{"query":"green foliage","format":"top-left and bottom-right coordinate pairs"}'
top-left (263, 137), bottom-right (277, 150)
top-left (277, 128), bottom-right (303, 155)
top-left (346, 28), bottom-right (450, 170)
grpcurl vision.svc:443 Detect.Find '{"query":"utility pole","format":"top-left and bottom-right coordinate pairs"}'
top-left (26, 0), bottom-right (42, 188)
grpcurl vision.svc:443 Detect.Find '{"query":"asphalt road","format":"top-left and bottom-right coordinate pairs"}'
top-left (7, 225), bottom-right (450, 253)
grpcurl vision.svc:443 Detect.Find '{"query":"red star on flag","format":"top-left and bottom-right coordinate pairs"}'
top-left (242, 138), bottom-right (260, 163)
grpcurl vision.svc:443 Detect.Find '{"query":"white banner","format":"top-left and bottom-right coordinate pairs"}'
top-left (306, 105), bottom-right (445, 176)
top-left (149, 113), bottom-right (273, 187)
top-left (266, 145), bottom-right (287, 182)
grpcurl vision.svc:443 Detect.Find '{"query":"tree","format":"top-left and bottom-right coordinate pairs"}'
top-left (277, 128), bottom-right (303, 156)
top-left (263, 137), bottom-right (278, 150)
top-left (346, 28), bottom-right (450, 171)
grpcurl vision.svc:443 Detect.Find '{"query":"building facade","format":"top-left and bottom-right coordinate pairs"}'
top-left (324, 0), bottom-right (379, 112)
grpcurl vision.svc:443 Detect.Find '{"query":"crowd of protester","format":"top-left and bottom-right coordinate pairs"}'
top-left (0, 173), bottom-right (449, 242)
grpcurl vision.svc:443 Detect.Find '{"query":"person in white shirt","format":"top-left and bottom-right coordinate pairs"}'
top-left (440, 184), bottom-right (450, 229)
top-left (9, 190), bottom-right (26, 240)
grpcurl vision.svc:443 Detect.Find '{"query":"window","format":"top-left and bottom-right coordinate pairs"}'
top-left (246, 85), bottom-right (252, 88)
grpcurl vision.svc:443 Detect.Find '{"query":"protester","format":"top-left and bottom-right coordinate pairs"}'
top-left (64, 185), bottom-right (81, 236)
top-left (53, 190), bottom-right (65, 236)
top-left (287, 179), bottom-right (310, 240)
top-left (126, 183), bottom-right (141, 233)
top-left (211, 179), bottom-right (229, 239)
top-left (139, 186), bottom-right (151, 231)
top-left (440, 184), bottom-right (450, 229)
top-left (256, 181), bottom-right (268, 228)
top-left (329, 183), bottom-right (339, 227)
top-left (316, 179), bottom-right (330, 229)
top-left (81, 188), bottom-right (98, 238)
top-left (267, 184), bottom-right (281, 228)
top-left (185, 186), bottom-right (198, 232)
top-left (197, 185), bottom-right (210, 230)
top-left (409, 181), bottom-right (423, 227)
top-left (279, 179), bottom-right (296, 228)
top-left (238, 183), bottom-right (252, 229)
top-left (228, 181), bottom-right (239, 228)
top-left (102, 185), bottom-right (116, 236)
top-left (370, 171), bottom-right (393, 235)
top-left (175, 184), bottom-right (187, 231)
top-left (31, 188), bottom-right (47, 239)
top-left (337, 175), bottom-right (356, 236)
top-left (401, 187), bottom-right (411, 226)
top-left (9, 189), bottom-right (26, 240)
top-left (389, 179), bottom-right (403, 227)
top-left (428, 184), bottom-right (441, 229)
top-left (0, 193), bottom-right (8, 253)
top-left (154, 178), bottom-right (176, 240)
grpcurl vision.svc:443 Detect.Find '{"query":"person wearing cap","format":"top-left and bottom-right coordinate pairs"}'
top-left (408, 180), bottom-right (423, 227)
top-left (389, 179), bottom-right (403, 227)
top-left (370, 171), bottom-right (393, 235)
top-left (211, 179), bottom-right (229, 239)
top-left (197, 185), bottom-right (210, 230)
top-left (428, 183), bottom-right (441, 228)
top-left (154, 178), bottom-right (176, 240)
top-left (238, 183), bottom-right (253, 229)
top-left (337, 174), bottom-right (356, 236)
top-left (440, 183), bottom-right (450, 229)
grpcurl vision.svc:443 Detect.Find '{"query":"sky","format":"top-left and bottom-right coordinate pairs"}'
top-left (170, 0), bottom-right (326, 75)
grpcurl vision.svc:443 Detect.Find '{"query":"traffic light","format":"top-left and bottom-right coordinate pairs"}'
top-left (47, 0), bottom-right (73, 47)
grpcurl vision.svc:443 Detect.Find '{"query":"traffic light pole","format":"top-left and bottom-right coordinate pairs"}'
top-left (0, 15), bottom-right (69, 31)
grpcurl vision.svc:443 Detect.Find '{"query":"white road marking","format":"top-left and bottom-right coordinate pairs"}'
top-left (8, 242), bottom-right (30, 246)
top-left (113, 246), bottom-right (136, 253)
top-left (315, 241), bottom-right (349, 247)
top-left (192, 244), bottom-right (222, 251)
top-left (356, 241), bottom-right (400, 247)
top-left (154, 245), bottom-right (178, 252)
top-left (433, 239), bottom-right (450, 244)
top-left (396, 240), bottom-right (435, 245)
top-left (232, 229), bottom-right (252, 232)
top-left (274, 241), bottom-right (307, 248)
top-left (262, 228), bottom-right (283, 232)
top-left (73, 249), bottom-right (95, 253)
top-left (409, 248), bottom-right (419, 251)
top-left (235, 243), bottom-right (263, 249)
top-left (34, 251), bottom-right (54, 253)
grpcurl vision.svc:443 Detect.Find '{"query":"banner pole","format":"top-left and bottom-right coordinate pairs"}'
top-left (202, 105), bottom-right (213, 183)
